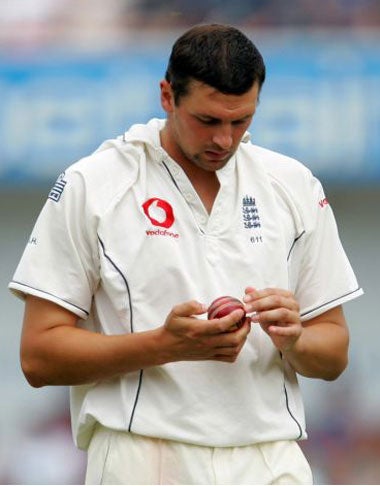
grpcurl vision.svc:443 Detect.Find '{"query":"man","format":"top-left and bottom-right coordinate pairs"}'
top-left (9, 24), bottom-right (362, 484)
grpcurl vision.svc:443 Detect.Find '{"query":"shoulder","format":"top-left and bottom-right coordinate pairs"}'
top-left (239, 142), bottom-right (326, 230)
top-left (56, 141), bottom-right (139, 217)
top-left (55, 119), bottom-right (163, 214)
top-left (241, 142), bottom-right (313, 186)
top-left (241, 141), bottom-right (324, 198)
top-left (67, 139), bottom-right (142, 186)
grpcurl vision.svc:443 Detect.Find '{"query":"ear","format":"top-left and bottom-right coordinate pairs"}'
top-left (160, 79), bottom-right (175, 113)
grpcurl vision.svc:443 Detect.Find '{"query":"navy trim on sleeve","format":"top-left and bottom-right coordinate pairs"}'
top-left (300, 287), bottom-right (362, 318)
top-left (10, 281), bottom-right (89, 316)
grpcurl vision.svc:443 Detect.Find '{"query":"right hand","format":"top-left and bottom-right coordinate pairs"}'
top-left (158, 300), bottom-right (251, 363)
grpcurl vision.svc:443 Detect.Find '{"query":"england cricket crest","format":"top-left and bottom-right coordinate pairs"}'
top-left (242, 195), bottom-right (261, 229)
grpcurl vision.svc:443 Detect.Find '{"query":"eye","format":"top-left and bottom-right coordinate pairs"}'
top-left (232, 117), bottom-right (252, 126)
top-left (196, 117), bottom-right (219, 126)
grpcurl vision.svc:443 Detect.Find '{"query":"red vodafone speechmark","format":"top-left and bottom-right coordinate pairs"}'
top-left (142, 198), bottom-right (175, 228)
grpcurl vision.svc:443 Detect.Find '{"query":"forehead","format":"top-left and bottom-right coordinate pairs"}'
top-left (181, 80), bottom-right (259, 118)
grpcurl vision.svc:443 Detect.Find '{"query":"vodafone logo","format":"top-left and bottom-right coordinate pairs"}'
top-left (318, 197), bottom-right (329, 208)
top-left (142, 198), bottom-right (175, 228)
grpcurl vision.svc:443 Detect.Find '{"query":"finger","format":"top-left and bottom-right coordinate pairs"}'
top-left (247, 294), bottom-right (299, 314)
top-left (258, 294), bottom-right (298, 312)
top-left (207, 322), bottom-right (251, 361)
top-left (215, 327), bottom-right (250, 348)
top-left (252, 307), bottom-right (299, 325)
top-left (212, 337), bottom-right (248, 361)
top-left (267, 320), bottom-right (301, 333)
top-left (244, 287), bottom-right (295, 302)
top-left (172, 300), bottom-right (208, 318)
top-left (210, 344), bottom-right (245, 361)
top-left (207, 308), bottom-right (246, 334)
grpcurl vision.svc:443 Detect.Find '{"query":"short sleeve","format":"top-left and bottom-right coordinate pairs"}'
top-left (288, 175), bottom-right (363, 321)
top-left (9, 169), bottom-right (100, 319)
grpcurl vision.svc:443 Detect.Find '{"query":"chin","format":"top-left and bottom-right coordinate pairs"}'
top-left (205, 158), bottom-right (230, 171)
top-left (195, 160), bottom-right (225, 172)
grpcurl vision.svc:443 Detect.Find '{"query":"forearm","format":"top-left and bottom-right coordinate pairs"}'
top-left (21, 325), bottom-right (167, 387)
top-left (21, 296), bottom-right (250, 388)
top-left (244, 289), bottom-right (350, 381)
top-left (282, 321), bottom-right (349, 381)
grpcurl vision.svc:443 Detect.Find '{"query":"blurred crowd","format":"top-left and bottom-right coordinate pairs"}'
top-left (135, 0), bottom-right (380, 27)
top-left (1, 0), bottom-right (380, 50)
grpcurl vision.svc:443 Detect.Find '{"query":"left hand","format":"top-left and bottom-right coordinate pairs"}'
top-left (243, 287), bottom-right (302, 353)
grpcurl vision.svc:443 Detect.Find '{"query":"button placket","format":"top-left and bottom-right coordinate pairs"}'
top-left (207, 155), bottom-right (236, 233)
top-left (161, 157), bottom-right (209, 231)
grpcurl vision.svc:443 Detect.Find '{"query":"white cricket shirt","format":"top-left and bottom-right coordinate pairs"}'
top-left (9, 118), bottom-right (363, 450)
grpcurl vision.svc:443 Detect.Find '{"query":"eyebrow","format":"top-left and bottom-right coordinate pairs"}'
top-left (197, 113), bottom-right (254, 123)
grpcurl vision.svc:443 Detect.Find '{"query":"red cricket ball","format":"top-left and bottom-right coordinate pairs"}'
top-left (207, 296), bottom-right (246, 329)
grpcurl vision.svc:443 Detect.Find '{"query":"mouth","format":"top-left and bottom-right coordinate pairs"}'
top-left (204, 150), bottom-right (230, 161)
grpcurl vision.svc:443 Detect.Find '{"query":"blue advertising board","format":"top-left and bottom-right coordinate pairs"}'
top-left (0, 31), bottom-right (379, 186)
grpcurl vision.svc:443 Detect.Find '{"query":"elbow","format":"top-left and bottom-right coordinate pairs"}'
top-left (322, 355), bottom-right (349, 382)
top-left (298, 351), bottom-right (349, 381)
top-left (20, 353), bottom-right (48, 388)
top-left (321, 330), bottom-right (350, 381)
top-left (323, 370), bottom-right (344, 382)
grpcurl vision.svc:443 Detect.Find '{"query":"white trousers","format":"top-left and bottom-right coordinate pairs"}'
top-left (85, 424), bottom-right (313, 485)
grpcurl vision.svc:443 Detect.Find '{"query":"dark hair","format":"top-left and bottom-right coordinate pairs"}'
top-left (165, 24), bottom-right (266, 104)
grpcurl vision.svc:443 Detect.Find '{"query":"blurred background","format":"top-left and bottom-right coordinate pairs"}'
top-left (1, 0), bottom-right (379, 483)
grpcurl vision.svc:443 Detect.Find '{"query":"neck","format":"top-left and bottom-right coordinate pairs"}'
top-left (160, 126), bottom-right (220, 214)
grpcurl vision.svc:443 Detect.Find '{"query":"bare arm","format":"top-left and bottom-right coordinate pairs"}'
top-left (20, 295), bottom-right (251, 388)
top-left (243, 287), bottom-right (349, 380)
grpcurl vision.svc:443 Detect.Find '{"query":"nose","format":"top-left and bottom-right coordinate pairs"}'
top-left (212, 124), bottom-right (233, 150)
